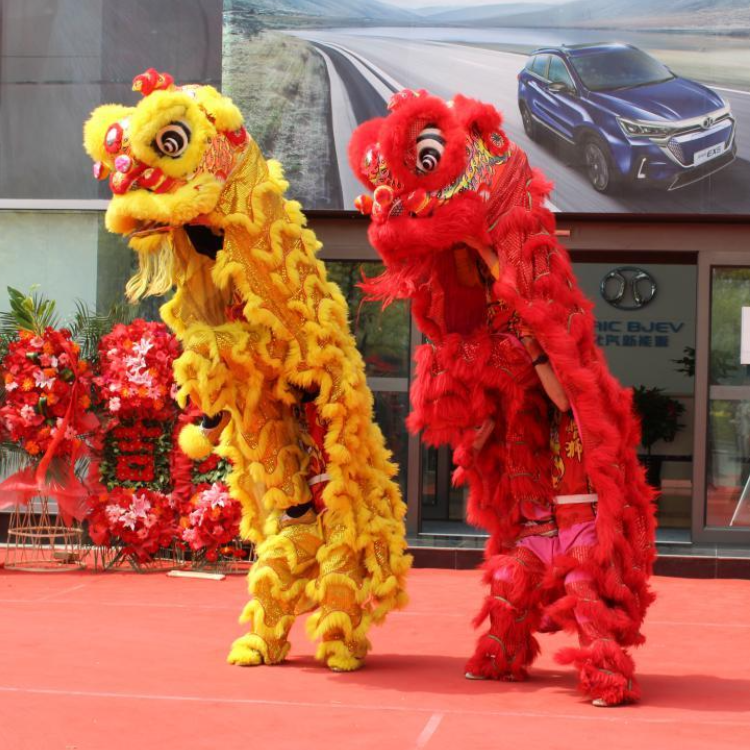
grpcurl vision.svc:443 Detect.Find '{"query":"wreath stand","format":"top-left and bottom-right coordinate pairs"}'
top-left (4, 497), bottom-right (85, 572)
top-left (88, 542), bottom-right (184, 573)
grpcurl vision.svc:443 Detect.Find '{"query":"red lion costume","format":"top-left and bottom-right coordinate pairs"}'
top-left (349, 90), bottom-right (656, 705)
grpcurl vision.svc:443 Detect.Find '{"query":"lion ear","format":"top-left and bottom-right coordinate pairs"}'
top-left (83, 103), bottom-right (134, 164)
top-left (192, 85), bottom-right (244, 132)
top-left (451, 95), bottom-right (507, 154)
top-left (349, 117), bottom-right (386, 188)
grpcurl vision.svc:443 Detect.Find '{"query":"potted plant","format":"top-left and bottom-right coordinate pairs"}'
top-left (632, 386), bottom-right (686, 488)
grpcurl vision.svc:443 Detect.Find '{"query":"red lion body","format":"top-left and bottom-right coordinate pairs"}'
top-left (349, 91), bottom-right (656, 705)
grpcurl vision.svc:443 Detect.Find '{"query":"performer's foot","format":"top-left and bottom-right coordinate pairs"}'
top-left (556, 642), bottom-right (639, 706)
top-left (464, 670), bottom-right (516, 681)
top-left (326, 652), bottom-right (364, 672)
top-left (227, 634), bottom-right (290, 666)
top-left (318, 639), bottom-right (367, 672)
top-left (227, 647), bottom-right (264, 667)
top-left (592, 697), bottom-right (622, 707)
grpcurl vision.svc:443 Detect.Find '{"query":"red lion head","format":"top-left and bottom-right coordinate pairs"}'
top-left (349, 91), bottom-right (529, 261)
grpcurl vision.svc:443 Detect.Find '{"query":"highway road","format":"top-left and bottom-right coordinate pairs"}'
top-left (293, 29), bottom-right (749, 215)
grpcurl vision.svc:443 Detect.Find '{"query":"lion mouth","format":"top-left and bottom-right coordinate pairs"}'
top-left (126, 220), bottom-right (173, 239)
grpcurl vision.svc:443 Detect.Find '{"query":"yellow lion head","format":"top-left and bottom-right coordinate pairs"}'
top-left (84, 69), bottom-right (249, 298)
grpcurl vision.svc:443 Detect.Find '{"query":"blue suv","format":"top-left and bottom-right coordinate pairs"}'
top-left (517, 43), bottom-right (737, 193)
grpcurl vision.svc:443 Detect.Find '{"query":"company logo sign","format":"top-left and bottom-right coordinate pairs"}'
top-left (600, 267), bottom-right (657, 310)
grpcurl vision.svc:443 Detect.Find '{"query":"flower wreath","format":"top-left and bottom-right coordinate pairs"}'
top-left (0, 327), bottom-right (97, 521)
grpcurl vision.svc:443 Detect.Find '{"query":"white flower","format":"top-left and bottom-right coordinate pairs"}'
top-left (33, 370), bottom-right (55, 390)
top-left (106, 505), bottom-right (125, 524)
top-left (5, 381), bottom-right (18, 392)
top-left (20, 404), bottom-right (36, 423)
top-left (108, 396), bottom-right (121, 413)
top-left (133, 337), bottom-right (154, 357)
top-left (120, 510), bottom-right (138, 530)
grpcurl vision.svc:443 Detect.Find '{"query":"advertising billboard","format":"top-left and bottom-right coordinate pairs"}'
top-left (223, 0), bottom-right (748, 215)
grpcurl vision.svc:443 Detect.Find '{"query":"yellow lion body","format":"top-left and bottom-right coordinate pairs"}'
top-left (85, 70), bottom-right (410, 670)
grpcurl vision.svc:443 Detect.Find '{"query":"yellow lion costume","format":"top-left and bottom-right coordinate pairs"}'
top-left (84, 69), bottom-right (410, 671)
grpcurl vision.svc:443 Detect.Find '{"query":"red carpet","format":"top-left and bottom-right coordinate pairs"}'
top-left (0, 568), bottom-right (748, 749)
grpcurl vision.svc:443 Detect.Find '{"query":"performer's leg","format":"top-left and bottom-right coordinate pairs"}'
top-left (556, 567), bottom-right (640, 706)
top-left (228, 505), bottom-right (322, 666)
top-left (306, 513), bottom-right (371, 672)
top-left (465, 545), bottom-right (546, 681)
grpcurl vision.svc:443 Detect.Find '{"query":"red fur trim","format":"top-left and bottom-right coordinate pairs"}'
top-left (348, 117), bottom-right (385, 190)
top-left (555, 642), bottom-right (640, 704)
top-left (452, 94), bottom-right (507, 155)
top-left (377, 93), bottom-right (469, 193)
top-left (466, 553), bottom-right (543, 680)
top-left (351, 93), bottom-right (657, 654)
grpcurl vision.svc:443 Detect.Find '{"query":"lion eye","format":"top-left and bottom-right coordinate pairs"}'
top-left (416, 126), bottom-right (445, 173)
top-left (154, 121), bottom-right (191, 157)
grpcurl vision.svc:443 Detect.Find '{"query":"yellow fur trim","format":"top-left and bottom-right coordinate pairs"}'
top-left (227, 633), bottom-right (290, 666)
top-left (127, 90), bottom-right (216, 178)
top-left (193, 85), bottom-right (244, 132)
top-left (178, 423), bottom-right (214, 460)
top-left (106, 174), bottom-right (223, 237)
top-left (85, 80), bottom-right (411, 666)
top-left (83, 104), bottom-right (133, 165)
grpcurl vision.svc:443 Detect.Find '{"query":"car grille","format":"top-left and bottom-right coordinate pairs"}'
top-left (667, 139), bottom-right (687, 166)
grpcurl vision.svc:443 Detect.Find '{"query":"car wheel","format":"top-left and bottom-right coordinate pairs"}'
top-left (583, 139), bottom-right (616, 193)
top-left (520, 104), bottom-right (538, 141)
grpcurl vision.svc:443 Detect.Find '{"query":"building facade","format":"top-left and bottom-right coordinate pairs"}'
top-left (1, 0), bottom-right (749, 561)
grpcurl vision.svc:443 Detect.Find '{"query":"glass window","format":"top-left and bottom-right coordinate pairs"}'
top-left (0, 209), bottom-right (165, 321)
top-left (326, 260), bottom-right (412, 499)
top-left (706, 267), bottom-right (750, 528)
top-left (570, 46), bottom-right (674, 93)
top-left (326, 262), bottom-right (411, 379)
top-left (0, 210), bottom-right (100, 318)
top-left (0, 1), bottom-right (222, 199)
top-left (530, 54), bottom-right (550, 79)
top-left (548, 56), bottom-right (575, 90)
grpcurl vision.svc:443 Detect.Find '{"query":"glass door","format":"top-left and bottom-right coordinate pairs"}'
top-left (694, 257), bottom-right (750, 542)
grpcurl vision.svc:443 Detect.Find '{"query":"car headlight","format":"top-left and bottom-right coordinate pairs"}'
top-left (617, 117), bottom-right (674, 139)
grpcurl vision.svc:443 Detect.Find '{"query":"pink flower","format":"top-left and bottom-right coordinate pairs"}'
top-left (108, 396), bottom-right (121, 413)
top-left (182, 527), bottom-right (199, 545)
top-left (203, 482), bottom-right (229, 509)
top-left (129, 493), bottom-right (152, 519)
top-left (120, 510), bottom-right (139, 530)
